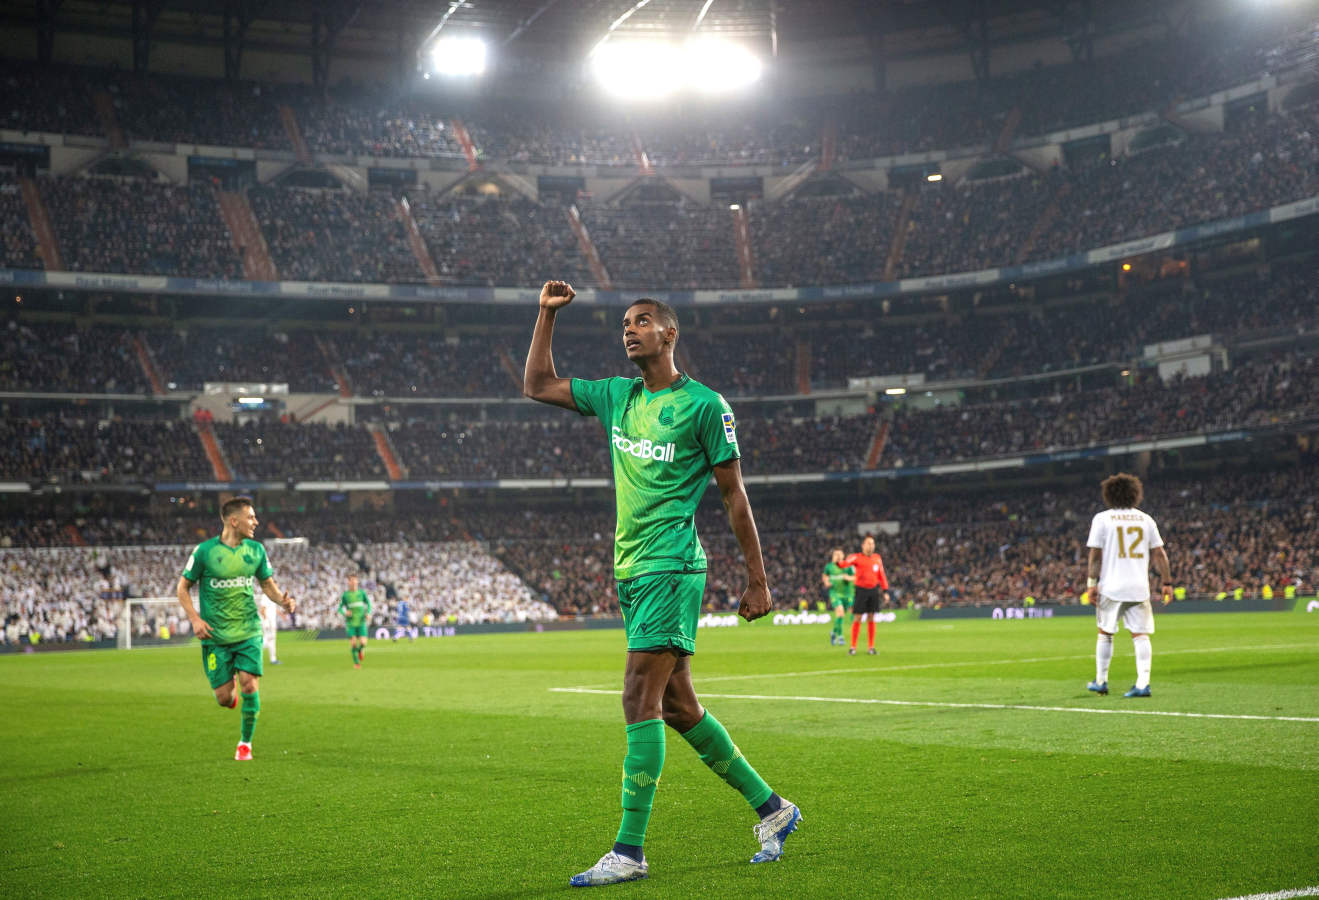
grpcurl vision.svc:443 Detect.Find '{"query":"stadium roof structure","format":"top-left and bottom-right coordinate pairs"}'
top-left (5, 0), bottom-right (1180, 86)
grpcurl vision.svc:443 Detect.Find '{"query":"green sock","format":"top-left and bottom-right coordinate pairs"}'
top-left (352, 645), bottom-right (359, 664)
top-left (680, 710), bottom-right (773, 810)
top-left (832, 613), bottom-right (843, 637)
top-left (616, 719), bottom-right (665, 847)
top-left (240, 691), bottom-right (259, 743)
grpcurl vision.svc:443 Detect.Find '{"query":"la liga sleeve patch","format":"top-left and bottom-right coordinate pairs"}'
top-left (721, 411), bottom-right (736, 444)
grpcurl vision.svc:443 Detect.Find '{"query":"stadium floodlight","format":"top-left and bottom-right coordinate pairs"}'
top-left (591, 37), bottom-right (763, 99)
top-left (885, 387), bottom-right (907, 396)
top-left (926, 173), bottom-right (943, 183)
top-left (431, 36), bottom-right (487, 77)
top-left (592, 40), bottom-right (681, 99)
top-left (685, 39), bottom-right (763, 93)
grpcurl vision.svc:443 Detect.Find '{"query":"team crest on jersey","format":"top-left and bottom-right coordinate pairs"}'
top-left (658, 405), bottom-right (675, 427)
top-left (242, 552), bottom-right (255, 565)
top-left (721, 412), bottom-right (737, 444)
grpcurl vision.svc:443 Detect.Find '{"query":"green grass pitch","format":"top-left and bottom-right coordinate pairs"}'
top-left (3, 612), bottom-right (1317, 899)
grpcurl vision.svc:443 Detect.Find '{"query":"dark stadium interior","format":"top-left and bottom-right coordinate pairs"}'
top-left (1, 0), bottom-right (1317, 644)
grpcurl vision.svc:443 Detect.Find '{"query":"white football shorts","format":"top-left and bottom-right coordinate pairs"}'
top-left (1095, 595), bottom-right (1155, 635)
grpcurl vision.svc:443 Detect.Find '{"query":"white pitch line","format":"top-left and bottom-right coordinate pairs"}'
top-left (674, 642), bottom-right (1319, 686)
top-left (1215, 887), bottom-right (1319, 900)
top-left (548, 687), bottom-right (1319, 723)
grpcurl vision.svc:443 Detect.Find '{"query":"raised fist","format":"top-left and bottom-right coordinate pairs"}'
top-left (539, 280), bottom-right (576, 309)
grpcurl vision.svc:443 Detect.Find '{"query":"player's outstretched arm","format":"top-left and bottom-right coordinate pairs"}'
top-left (523, 280), bottom-right (578, 411)
top-left (177, 576), bottom-right (212, 639)
top-left (713, 459), bottom-right (770, 621)
top-left (259, 577), bottom-right (295, 614)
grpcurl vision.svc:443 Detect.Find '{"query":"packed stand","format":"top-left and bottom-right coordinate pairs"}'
top-left (682, 328), bottom-right (800, 396)
top-left (580, 201), bottom-right (741, 290)
top-left (749, 194), bottom-right (899, 287)
top-left (883, 351), bottom-right (1319, 468)
top-left (214, 421), bottom-right (386, 482)
top-left (297, 92), bottom-right (466, 159)
top-left (149, 327), bottom-right (336, 393)
top-left (0, 546), bottom-right (181, 645)
top-left (110, 74), bottom-right (288, 149)
top-left (361, 541), bottom-right (557, 625)
top-left (895, 102), bottom-right (1319, 279)
top-left (0, 173), bottom-right (41, 270)
top-left (0, 62), bottom-right (99, 137)
top-left (388, 419), bottom-right (609, 480)
top-left (0, 414), bottom-right (212, 484)
top-left (406, 190), bottom-right (589, 287)
top-left (0, 321), bottom-right (148, 393)
top-left (40, 175), bottom-right (242, 278)
top-left (332, 330), bottom-right (517, 398)
top-left (248, 185), bottom-right (423, 283)
top-left (469, 106), bottom-right (635, 167)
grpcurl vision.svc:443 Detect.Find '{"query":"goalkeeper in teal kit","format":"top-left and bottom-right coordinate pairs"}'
top-left (524, 280), bottom-right (801, 887)
top-left (177, 496), bottom-right (295, 761)
top-left (338, 573), bottom-right (372, 668)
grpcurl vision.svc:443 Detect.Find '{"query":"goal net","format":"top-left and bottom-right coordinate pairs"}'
top-left (119, 598), bottom-right (189, 650)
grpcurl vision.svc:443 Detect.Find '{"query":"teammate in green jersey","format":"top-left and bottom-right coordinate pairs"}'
top-left (177, 496), bottom-right (295, 761)
top-left (525, 280), bottom-right (801, 888)
top-left (821, 548), bottom-right (855, 646)
top-left (338, 574), bottom-right (373, 668)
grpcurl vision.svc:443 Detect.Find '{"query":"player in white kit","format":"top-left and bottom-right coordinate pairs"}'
top-left (259, 594), bottom-right (282, 665)
top-left (1084, 473), bottom-right (1171, 698)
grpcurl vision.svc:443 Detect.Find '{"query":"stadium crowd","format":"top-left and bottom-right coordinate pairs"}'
top-left (405, 191), bottom-right (589, 288)
top-left (40, 176), bottom-right (243, 278)
top-left (0, 174), bottom-right (41, 270)
top-left (0, 321), bottom-right (148, 394)
top-left (216, 420), bottom-right (387, 482)
top-left (248, 185), bottom-right (423, 284)
top-left (1, 97), bottom-right (1314, 291)
top-left (3, 453), bottom-right (1313, 644)
top-left (0, 415), bottom-right (212, 484)
top-left (3, 10), bottom-right (1311, 166)
top-left (882, 350), bottom-right (1319, 468)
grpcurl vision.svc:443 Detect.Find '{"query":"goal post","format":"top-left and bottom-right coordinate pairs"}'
top-left (119, 597), bottom-right (188, 650)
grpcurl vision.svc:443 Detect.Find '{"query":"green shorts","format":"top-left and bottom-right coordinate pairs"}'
top-left (617, 571), bottom-right (705, 656)
top-left (346, 624), bottom-right (368, 638)
top-left (201, 636), bottom-right (263, 689)
top-left (830, 595), bottom-right (853, 610)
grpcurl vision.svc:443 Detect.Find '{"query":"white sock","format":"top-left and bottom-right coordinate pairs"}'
top-left (1095, 633), bottom-right (1114, 682)
top-left (1132, 635), bottom-right (1152, 689)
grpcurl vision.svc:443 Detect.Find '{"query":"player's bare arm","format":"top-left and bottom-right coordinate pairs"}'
top-left (713, 459), bottom-right (770, 621)
top-left (176, 576), bottom-right (212, 639)
top-left (1086, 547), bottom-right (1102, 586)
top-left (260, 577), bottom-right (295, 614)
top-left (1152, 545), bottom-right (1173, 604)
top-left (523, 280), bottom-right (578, 411)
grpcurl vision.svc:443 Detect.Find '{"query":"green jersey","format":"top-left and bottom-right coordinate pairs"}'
top-left (824, 562), bottom-right (855, 600)
top-left (338, 589), bottom-right (372, 628)
top-left (572, 373), bottom-right (740, 581)
top-left (181, 536), bottom-right (273, 645)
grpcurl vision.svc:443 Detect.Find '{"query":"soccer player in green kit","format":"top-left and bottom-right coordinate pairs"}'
top-left (525, 280), bottom-right (801, 888)
top-left (338, 574), bottom-right (372, 668)
top-left (177, 496), bottom-right (295, 761)
top-left (821, 547), bottom-right (855, 645)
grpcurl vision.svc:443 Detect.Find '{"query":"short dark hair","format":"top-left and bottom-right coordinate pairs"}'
top-left (1101, 473), bottom-right (1143, 509)
top-left (629, 298), bottom-right (679, 333)
top-left (221, 496), bottom-right (254, 520)
top-left (863, 533), bottom-right (876, 543)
